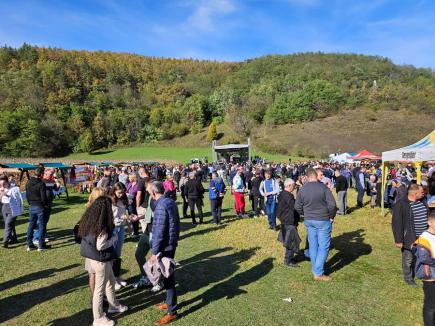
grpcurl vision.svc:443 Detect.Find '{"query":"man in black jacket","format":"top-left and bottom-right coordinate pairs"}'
top-left (183, 172), bottom-right (205, 225)
top-left (250, 171), bottom-right (264, 217)
top-left (26, 167), bottom-right (49, 251)
top-left (392, 184), bottom-right (428, 286)
top-left (276, 178), bottom-right (300, 268)
top-left (334, 169), bottom-right (348, 215)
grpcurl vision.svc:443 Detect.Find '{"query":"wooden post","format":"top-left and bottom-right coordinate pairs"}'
top-left (60, 169), bottom-right (69, 199)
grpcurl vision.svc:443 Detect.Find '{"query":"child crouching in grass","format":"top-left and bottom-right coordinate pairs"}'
top-left (414, 211), bottom-right (435, 326)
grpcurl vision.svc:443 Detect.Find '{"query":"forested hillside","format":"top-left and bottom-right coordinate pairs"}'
top-left (0, 44), bottom-right (434, 157)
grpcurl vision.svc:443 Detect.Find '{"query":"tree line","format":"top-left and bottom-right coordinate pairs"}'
top-left (0, 44), bottom-right (434, 157)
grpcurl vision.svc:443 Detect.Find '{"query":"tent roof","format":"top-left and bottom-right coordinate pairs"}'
top-left (0, 163), bottom-right (37, 170)
top-left (351, 150), bottom-right (381, 160)
top-left (214, 144), bottom-right (249, 150)
top-left (382, 130), bottom-right (435, 162)
top-left (330, 153), bottom-right (354, 163)
top-left (41, 162), bottom-right (71, 169)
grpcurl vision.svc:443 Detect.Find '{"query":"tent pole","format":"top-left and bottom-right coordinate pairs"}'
top-left (381, 161), bottom-right (388, 216)
top-left (416, 161), bottom-right (422, 185)
top-left (61, 169), bottom-right (69, 199)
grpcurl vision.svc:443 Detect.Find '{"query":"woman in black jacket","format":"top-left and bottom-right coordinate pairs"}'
top-left (79, 196), bottom-right (128, 326)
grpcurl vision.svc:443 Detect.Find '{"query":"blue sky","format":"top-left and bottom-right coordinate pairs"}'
top-left (1, 0), bottom-right (435, 67)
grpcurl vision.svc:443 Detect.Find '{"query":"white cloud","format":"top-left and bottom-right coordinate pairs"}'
top-left (184, 0), bottom-right (237, 32)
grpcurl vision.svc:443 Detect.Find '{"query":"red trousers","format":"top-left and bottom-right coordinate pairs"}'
top-left (234, 192), bottom-right (245, 215)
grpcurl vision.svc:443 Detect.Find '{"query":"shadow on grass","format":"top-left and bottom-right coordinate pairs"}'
top-left (176, 246), bottom-right (260, 297)
top-left (178, 257), bottom-right (274, 318)
top-left (0, 269), bottom-right (86, 323)
top-left (49, 308), bottom-right (92, 326)
top-left (179, 224), bottom-right (228, 241)
top-left (325, 228), bottom-right (372, 275)
top-left (0, 264), bottom-right (80, 292)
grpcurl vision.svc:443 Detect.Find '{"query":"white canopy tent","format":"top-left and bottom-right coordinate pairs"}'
top-left (382, 130), bottom-right (435, 162)
top-left (381, 130), bottom-right (435, 214)
top-left (329, 152), bottom-right (354, 163)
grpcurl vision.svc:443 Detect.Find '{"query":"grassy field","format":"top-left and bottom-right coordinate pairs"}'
top-left (0, 187), bottom-right (424, 326)
top-left (64, 145), bottom-right (295, 164)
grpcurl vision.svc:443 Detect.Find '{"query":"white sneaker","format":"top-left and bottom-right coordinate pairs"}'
top-left (93, 316), bottom-right (114, 326)
top-left (108, 304), bottom-right (128, 314)
top-left (150, 282), bottom-right (163, 293)
top-left (116, 278), bottom-right (127, 287)
top-left (114, 282), bottom-right (122, 291)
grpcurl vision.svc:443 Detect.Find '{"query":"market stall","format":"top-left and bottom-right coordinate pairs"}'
top-left (381, 130), bottom-right (435, 214)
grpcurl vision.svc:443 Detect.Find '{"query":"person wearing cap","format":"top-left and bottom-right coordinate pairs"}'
top-left (260, 169), bottom-right (281, 229)
top-left (389, 178), bottom-right (407, 208)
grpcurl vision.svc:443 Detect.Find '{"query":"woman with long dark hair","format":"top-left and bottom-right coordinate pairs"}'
top-left (79, 196), bottom-right (127, 326)
top-left (110, 182), bottom-right (129, 289)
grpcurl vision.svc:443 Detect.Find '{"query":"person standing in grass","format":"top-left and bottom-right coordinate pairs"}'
top-left (414, 211), bottom-right (435, 326)
top-left (0, 176), bottom-right (23, 248)
top-left (26, 167), bottom-right (50, 251)
top-left (260, 169), bottom-right (280, 229)
top-left (392, 183), bottom-right (429, 287)
top-left (79, 196), bottom-right (128, 326)
top-left (276, 178), bottom-right (300, 267)
top-left (110, 183), bottom-right (129, 290)
top-left (82, 187), bottom-right (106, 298)
top-left (149, 181), bottom-right (180, 325)
top-left (355, 166), bottom-right (367, 208)
top-left (232, 167), bottom-right (248, 218)
top-left (179, 172), bottom-right (189, 219)
top-left (251, 170), bottom-right (265, 217)
top-left (334, 169), bottom-right (348, 215)
top-left (184, 172), bottom-right (205, 225)
top-left (209, 172), bottom-right (226, 225)
top-left (295, 168), bottom-right (337, 281)
top-left (126, 174), bottom-right (139, 237)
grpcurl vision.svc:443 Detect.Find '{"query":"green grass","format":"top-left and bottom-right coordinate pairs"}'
top-left (0, 188), bottom-right (423, 325)
top-left (64, 145), bottom-right (297, 163)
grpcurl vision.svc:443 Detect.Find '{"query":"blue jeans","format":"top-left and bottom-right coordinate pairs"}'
top-left (304, 219), bottom-right (332, 277)
top-left (27, 205), bottom-right (46, 248)
top-left (34, 206), bottom-right (52, 241)
top-left (114, 226), bottom-right (125, 258)
top-left (265, 196), bottom-right (276, 228)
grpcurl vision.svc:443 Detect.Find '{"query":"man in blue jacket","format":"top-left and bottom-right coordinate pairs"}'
top-left (148, 181), bottom-right (180, 325)
top-left (209, 172), bottom-right (226, 225)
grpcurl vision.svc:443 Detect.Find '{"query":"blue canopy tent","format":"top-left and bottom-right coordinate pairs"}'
top-left (0, 163), bottom-right (37, 184)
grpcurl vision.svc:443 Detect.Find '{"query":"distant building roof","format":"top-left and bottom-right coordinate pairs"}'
top-left (214, 144), bottom-right (249, 150)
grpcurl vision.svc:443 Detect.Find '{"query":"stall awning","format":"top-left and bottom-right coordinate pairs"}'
top-left (41, 162), bottom-right (71, 169)
top-left (0, 163), bottom-right (37, 170)
top-left (382, 130), bottom-right (435, 162)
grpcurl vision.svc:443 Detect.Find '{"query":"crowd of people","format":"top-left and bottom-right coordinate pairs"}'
top-left (1, 159), bottom-right (435, 325)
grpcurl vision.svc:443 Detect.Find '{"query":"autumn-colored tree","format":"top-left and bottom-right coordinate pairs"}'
top-left (206, 121), bottom-right (217, 141)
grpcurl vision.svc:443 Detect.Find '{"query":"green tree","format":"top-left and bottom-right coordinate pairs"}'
top-left (91, 111), bottom-right (108, 150)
